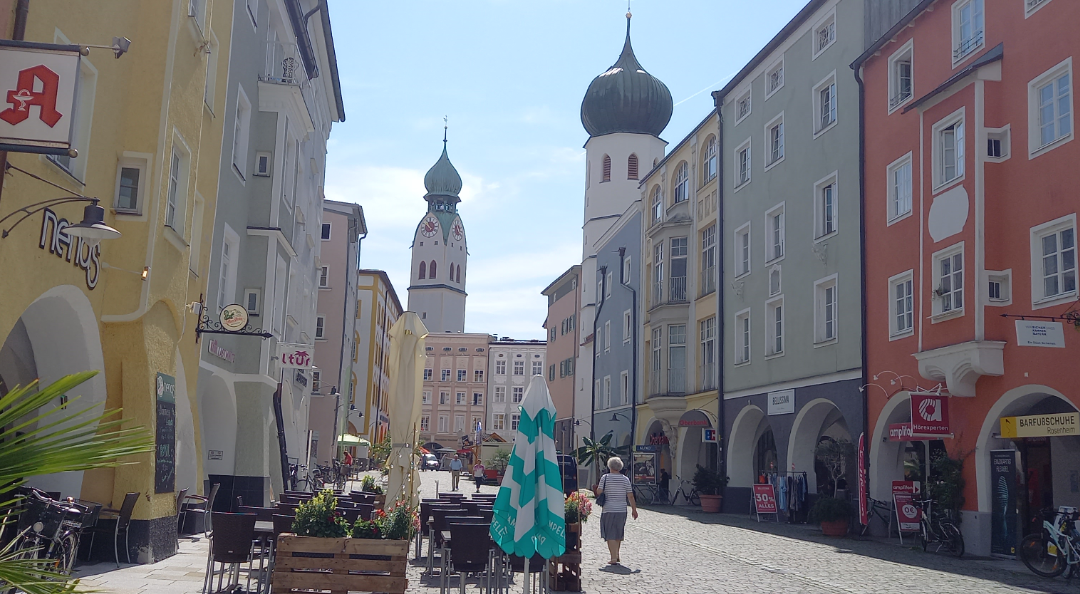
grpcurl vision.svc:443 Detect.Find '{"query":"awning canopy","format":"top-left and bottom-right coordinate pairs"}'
top-left (338, 434), bottom-right (370, 446)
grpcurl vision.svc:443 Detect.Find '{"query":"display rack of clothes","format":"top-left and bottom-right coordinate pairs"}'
top-left (757, 471), bottom-right (808, 523)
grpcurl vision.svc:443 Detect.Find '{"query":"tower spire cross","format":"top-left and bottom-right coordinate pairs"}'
top-left (443, 115), bottom-right (448, 145)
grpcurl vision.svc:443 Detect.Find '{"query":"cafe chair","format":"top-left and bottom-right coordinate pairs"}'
top-left (94, 491), bottom-right (140, 567)
top-left (202, 512), bottom-right (256, 594)
top-left (445, 522), bottom-right (494, 594)
top-left (184, 483), bottom-right (220, 537)
top-left (173, 488), bottom-right (188, 548)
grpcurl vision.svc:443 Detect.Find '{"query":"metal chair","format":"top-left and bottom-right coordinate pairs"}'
top-left (173, 488), bottom-right (188, 548)
top-left (184, 483), bottom-right (219, 537)
top-left (505, 553), bottom-right (548, 594)
top-left (428, 507), bottom-right (465, 576)
top-left (94, 491), bottom-right (139, 566)
top-left (445, 522), bottom-right (494, 594)
top-left (202, 512), bottom-right (257, 594)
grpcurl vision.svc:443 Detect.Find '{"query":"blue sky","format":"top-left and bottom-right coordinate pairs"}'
top-left (324, 0), bottom-right (810, 339)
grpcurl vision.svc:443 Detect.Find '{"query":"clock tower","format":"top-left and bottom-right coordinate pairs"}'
top-left (407, 139), bottom-right (467, 333)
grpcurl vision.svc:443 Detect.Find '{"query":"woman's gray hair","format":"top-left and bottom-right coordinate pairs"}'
top-left (606, 456), bottom-right (624, 472)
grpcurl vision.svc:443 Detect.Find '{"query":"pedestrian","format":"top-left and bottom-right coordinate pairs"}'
top-left (450, 455), bottom-right (463, 491)
top-left (473, 460), bottom-right (486, 492)
top-left (658, 468), bottom-right (671, 504)
top-left (594, 456), bottom-right (637, 565)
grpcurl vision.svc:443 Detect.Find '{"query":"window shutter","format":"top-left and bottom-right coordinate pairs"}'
top-left (602, 155), bottom-right (611, 182)
top-left (627, 154), bottom-right (638, 180)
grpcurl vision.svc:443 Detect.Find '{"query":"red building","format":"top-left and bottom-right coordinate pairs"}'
top-left (855, 0), bottom-right (1078, 557)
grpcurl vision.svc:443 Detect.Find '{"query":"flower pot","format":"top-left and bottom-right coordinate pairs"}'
top-left (820, 519), bottom-right (849, 537)
top-left (699, 494), bottom-right (722, 513)
top-left (272, 535), bottom-right (409, 593)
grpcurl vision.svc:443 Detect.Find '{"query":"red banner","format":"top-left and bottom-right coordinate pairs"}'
top-left (910, 392), bottom-right (950, 436)
top-left (893, 493), bottom-right (922, 532)
top-left (753, 484), bottom-right (777, 515)
top-left (858, 433), bottom-right (867, 526)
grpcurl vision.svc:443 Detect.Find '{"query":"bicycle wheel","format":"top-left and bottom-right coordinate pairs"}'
top-left (917, 525), bottom-right (929, 551)
top-left (689, 491), bottom-right (701, 507)
top-left (1020, 532), bottom-right (1067, 578)
top-left (51, 532), bottom-right (78, 575)
top-left (294, 478), bottom-right (310, 493)
top-left (941, 522), bottom-right (964, 558)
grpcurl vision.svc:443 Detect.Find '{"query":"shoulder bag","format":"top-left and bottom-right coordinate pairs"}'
top-left (595, 474), bottom-right (607, 507)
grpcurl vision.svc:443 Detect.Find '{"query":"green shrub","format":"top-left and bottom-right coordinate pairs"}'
top-left (351, 518), bottom-right (381, 539)
top-left (361, 474), bottom-right (384, 494)
top-left (292, 490), bottom-right (349, 538)
top-left (374, 501), bottom-right (420, 540)
top-left (808, 496), bottom-right (853, 524)
top-left (692, 465), bottom-right (729, 496)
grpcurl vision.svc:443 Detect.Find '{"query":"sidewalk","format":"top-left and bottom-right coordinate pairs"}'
top-left (73, 536), bottom-right (210, 594)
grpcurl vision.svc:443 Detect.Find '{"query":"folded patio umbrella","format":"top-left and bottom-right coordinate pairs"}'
top-left (385, 312), bottom-right (428, 508)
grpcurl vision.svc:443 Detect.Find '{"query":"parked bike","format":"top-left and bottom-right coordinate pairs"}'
top-left (914, 498), bottom-right (964, 557)
top-left (1020, 507), bottom-right (1080, 579)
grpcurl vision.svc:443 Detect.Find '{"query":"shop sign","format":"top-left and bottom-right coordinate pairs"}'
top-left (889, 423), bottom-right (914, 441)
top-left (892, 480), bottom-right (921, 496)
top-left (219, 304), bottom-right (248, 332)
top-left (154, 373), bottom-right (176, 494)
top-left (1000, 412), bottom-right (1080, 439)
top-left (633, 453), bottom-right (656, 484)
top-left (206, 339), bottom-right (235, 363)
top-left (768, 389), bottom-right (795, 416)
top-left (703, 428), bottom-right (718, 443)
top-left (990, 450), bottom-right (1018, 556)
top-left (277, 342), bottom-right (313, 369)
top-left (753, 484), bottom-right (778, 515)
top-left (38, 208), bottom-right (100, 289)
top-left (207, 450), bottom-right (223, 461)
top-left (909, 392), bottom-right (950, 436)
top-left (679, 418), bottom-right (710, 427)
top-left (0, 41), bottom-right (81, 151)
top-left (635, 444), bottom-right (658, 453)
top-left (893, 492), bottom-right (922, 532)
top-left (1014, 320), bottom-right (1065, 348)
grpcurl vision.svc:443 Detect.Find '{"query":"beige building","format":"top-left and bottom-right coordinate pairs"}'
top-left (418, 333), bottom-right (492, 450)
top-left (352, 269), bottom-right (403, 442)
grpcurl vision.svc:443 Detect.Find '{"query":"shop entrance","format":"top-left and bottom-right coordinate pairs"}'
top-left (1019, 438), bottom-right (1054, 535)
top-left (643, 418), bottom-right (672, 476)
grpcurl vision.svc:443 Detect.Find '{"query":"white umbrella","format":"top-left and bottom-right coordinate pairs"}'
top-left (385, 312), bottom-right (428, 508)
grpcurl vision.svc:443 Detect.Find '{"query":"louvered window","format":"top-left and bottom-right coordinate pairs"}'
top-left (602, 155), bottom-right (611, 182)
top-left (627, 154), bottom-right (638, 180)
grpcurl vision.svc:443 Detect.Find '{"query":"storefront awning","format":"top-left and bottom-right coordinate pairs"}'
top-left (338, 434), bottom-right (369, 446)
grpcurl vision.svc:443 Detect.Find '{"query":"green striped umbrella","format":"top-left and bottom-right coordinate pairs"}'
top-left (490, 376), bottom-right (565, 579)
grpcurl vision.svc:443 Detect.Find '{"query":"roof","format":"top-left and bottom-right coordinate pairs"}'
top-left (358, 269), bottom-right (404, 315)
top-left (323, 200), bottom-right (367, 238)
top-left (640, 110), bottom-right (718, 186)
top-left (851, 0), bottom-right (937, 70)
top-left (424, 144), bottom-right (463, 199)
top-left (541, 264), bottom-right (581, 296)
top-left (318, 0), bottom-right (346, 121)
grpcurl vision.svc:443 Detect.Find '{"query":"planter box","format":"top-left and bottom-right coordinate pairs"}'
top-left (699, 494), bottom-right (722, 513)
top-left (820, 520), bottom-right (848, 537)
top-left (272, 534), bottom-right (409, 594)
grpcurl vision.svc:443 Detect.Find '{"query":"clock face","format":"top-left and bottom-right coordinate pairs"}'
top-left (420, 216), bottom-right (439, 238)
top-left (452, 221), bottom-right (463, 241)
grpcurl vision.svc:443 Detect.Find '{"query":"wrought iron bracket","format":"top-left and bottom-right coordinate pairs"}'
top-left (194, 312), bottom-right (274, 340)
top-left (999, 310), bottom-right (1080, 329)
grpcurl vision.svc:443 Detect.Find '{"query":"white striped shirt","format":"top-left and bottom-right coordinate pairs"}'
top-left (599, 472), bottom-right (631, 514)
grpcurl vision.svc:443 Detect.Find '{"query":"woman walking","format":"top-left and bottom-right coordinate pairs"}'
top-left (594, 456), bottom-right (638, 565)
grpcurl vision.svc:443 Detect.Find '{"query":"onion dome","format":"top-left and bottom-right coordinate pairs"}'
top-left (424, 143), bottom-right (462, 198)
top-left (580, 15), bottom-right (673, 138)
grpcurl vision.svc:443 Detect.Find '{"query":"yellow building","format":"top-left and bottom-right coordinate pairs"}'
top-left (0, 0), bottom-right (231, 562)
top-left (350, 270), bottom-right (403, 444)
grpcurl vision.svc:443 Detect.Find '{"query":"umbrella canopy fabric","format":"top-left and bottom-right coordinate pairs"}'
top-left (385, 312), bottom-right (428, 508)
top-left (490, 375), bottom-right (565, 560)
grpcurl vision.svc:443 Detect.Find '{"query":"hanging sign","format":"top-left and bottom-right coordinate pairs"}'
top-left (893, 492), bottom-right (922, 532)
top-left (219, 304), bottom-right (249, 332)
top-left (990, 449), bottom-right (1018, 556)
top-left (154, 373), bottom-right (176, 494)
top-left (753, 484), bottom-right (778, 516)
top-left (768, 389), bottom-right (795, 415)
top-left (1000, 412), bottom-right (1080, 439)
top-left (0, 40), bottom-right (82, 153)
top-left (910, 392), bottom-right (950, 436)
top-left (277, 342), bottom-right (313, 369)
top-left (892, 480), bottom-right (921, 496)
top-left (1014, 320), bottom-right (1066, 348)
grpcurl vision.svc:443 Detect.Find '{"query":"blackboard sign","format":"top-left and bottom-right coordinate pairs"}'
top-left (155, 373), bottom-right (176, 494)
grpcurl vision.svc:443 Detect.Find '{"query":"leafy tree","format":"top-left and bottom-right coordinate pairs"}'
top-left (814, 438), bottom-right (855, 497)
top-left (927, 449), bottom-right (967, 522)
top-left (370, 435), bottom-right (392, 469)
top-left (0, 371), bottom-right (153, 594)
top-left (573, 432), bottom-right (617, 485)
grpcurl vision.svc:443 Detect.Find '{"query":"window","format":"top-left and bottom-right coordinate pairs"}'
top-left (987, 127), bottom-right (1011, 162)
top-left (887, 154), bottom-right (913, 222)
top-left (735, 139), bottom-right (751, 187)
top-left (652, 241), bottom-right (664, 305)
top-left (889, 41), bottom-right (914, 111)
top-left (318, 266), bottom-right (329, 288)
top-left (935, 112), bottom-right (965, 187)
top-left (700, 318), bottom-right (716, 390)
top-left (457, 369), bottom-right (467, 382)
top-left (494, 386), bottom-right (506, 403)
top-left (812, 10), bottom-right (836, 58)
top-left (628, 154), bottom-right (638, 180)
top-left (651, 186), bottom-right (663, 222)
top-left (815, 275), bottom-right (838, 343)
top-left (513, 360), bottom-right (525, 376)
top-left (623, 309), bottom-right (632, 342)
top-left (165, 147), bottom-right (186, 233)
top-left (441, 369), bottom-right (452, 381)
top-left (321, 223), bottom-right (331, 240)
top-left (439, 391), bottom-right (449, 405)
top-left (311, 370), bottom-right (321, 392)
top-left (701, 225), bottom-right (717, 295)
top-left (429, 261), bottom-right (437, 279)
top-left (765, 204), bottom-right (785, 261)
top-left (532, 360), bottom-right (543, 376)
top-left (511, 414), bottom-right (520, 431)
top-left (702, 135), bottom-right (718, 183)
top-left (1026, 0), bottom-right (1054, 17)
top-left (512, 387), bottom-right (524, 403)
top-left (420, 416), bottom-right (430, 432)
top-left (315, 315), bottom-right (326, 339)
top-left (649, 327), bottom-right (662, 395)
top-left (419, 261), bottom-right (426, 279)
top-left (602, 154), bottom-right (611, 182)
top-left (255, 151), bottom-right (272, 176)
top-left (1031, 216), bottom-right (1077, 305)
top-left (1029, 60), bottom-right (1073, 156)
top-left (890, 271), bottom-right (915, 337)
top-left (438, 416), bottom-right (448, 433)
top-left (456, 392), bottom-right (465, 405)
top-left (496, 360), bottom-right (506, 375)
top-left (595, 325), bottom-right (602, 356)
top-left (769, 266), bottom-right (782, 296)
top-left (493, 414), bottom-right (505, 431)
top-left (620, 371), bottom-right (629, 406)
top-left (735, 223), bottom-right (751, 277)
top-left (933, 244), bottom-right (964, 316)
top-left (673, 162), bottom-right (689, 204)
top-left (232, 88), bottom-right (251, 180)
top-left (188, 0), bottom-right (205, 29)
top-left (952, 0), bottom-right (984, 63)
top-left (474, 370), bottom-right (484, 382)
top-left (114, 158), bottom-right (147, 214)
top-left (549, 364), bottom-right (555, 381)
top-left (815, 173), bottom-right (838, 240)
top-left (765, 59), bottom-right (784, 98)
top-left (670, 237), bottom-right (688, 302)
top-left (604, 321), bottom-right (611, 352)
top-left (766, 297), bottom-right (784, 356)
top-left (735, 310), bottom-right (750, 365)
top-left (423, 390), bottom-right (431, 404)
top-left (623, 256), bottom-right (631, 284)
top-left (244, 288), bottom-right (261, 315)
top-left (764, 115), bottom-right (784, 171)
top-left (603, 376), bottom-right (612, 408)
top-left (550, 327), bottom-right (557, 342)
top-left (424, 368), bottom-right (433, 381)
top-left (606, 271), bottom-right (613, 298)
top-left (987, 270), bottom-right (1011, 305)
top-left (217, 226), bottom-right (239, 311)
top-left (735, 89), bottom-right (751, 124)
top-left (668, 324), bottom-right (686, 394)
top-left (814, 73), bottom-right (838, 135)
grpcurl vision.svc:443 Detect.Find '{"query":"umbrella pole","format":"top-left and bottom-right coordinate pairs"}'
top-left (523, 556), bottom-right (529, 594)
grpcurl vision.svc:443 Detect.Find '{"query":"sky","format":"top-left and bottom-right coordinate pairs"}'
top-left (324, 0), bottom-right (811, 339)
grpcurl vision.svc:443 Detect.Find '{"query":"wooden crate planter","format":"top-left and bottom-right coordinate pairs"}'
top-left (549, 522), bottom-right (582, 592)
top-left (272, 534), bottom-right (409, 594)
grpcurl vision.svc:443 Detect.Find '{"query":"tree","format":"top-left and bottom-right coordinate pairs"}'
top-left (0, 371), bottom-right (153, 594)
top-left (814, 438), bottom-right (855, 497)
top-left (573, 432), bottom-right (617, 487)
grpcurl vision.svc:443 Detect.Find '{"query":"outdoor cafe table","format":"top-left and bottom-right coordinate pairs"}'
top-left (253, 520), bottom-right (275, 593)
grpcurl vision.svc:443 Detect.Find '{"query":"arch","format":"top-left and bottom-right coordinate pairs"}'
top-left (673, 161), bottom-right (689, 204)
top-left (869, 391), bottom-right (915, 501)
top-left (651, 185), bottom-right (663, 222)
top-left (640, 416), bottom-right (673, 474)
top-left (1, 285), bottom-right (107, 498)
top-left (419, 261), bottom-right (426, 280)
top-left (787, 398), bottom-right (850, 494)
top-left (627, 154), bottom-right (639, 180)
top-left (198, 372), bottom-right (237, 479)
top-left (702, 135), bottom-right (718, 183)
top-left (727, 405), bottom-right (766, 488)
top-left (601, 154), bottom-right (611, 182)
top-left (429, 260), bottom-right (437, 279)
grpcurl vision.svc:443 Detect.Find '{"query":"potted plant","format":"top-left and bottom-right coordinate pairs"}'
top-left (490, 448), bottom-right (511, 476)
top-left (692, 465), bottom-right (728, 512)
top-left (809, 496), bottom-right (853, 537)
top-left (360, 474), bottom-right (386, 507)
top-left (563, 491), bottom-right (593, 550)
top-left (573, 433), bottom-right (616, 489)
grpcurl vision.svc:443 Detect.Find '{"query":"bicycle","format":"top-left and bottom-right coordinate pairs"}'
top-left (1020, 507), bottom-right (1080, 579)
top-left (9, 488), bottom-right (83, 576)
top-left (859, 496), bottom-right (893, 536)
top-left (671, 477), bottom-right (700, 507)
top-left (633, 483), bottom-right (661, 506)
top-left (914, 498), bottom-right (964, 557)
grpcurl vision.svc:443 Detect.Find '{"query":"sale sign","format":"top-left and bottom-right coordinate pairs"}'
top-left (753, 484), bottom-right (778, 515)
top-left (893, 493), bottom-right (922, 532)
top-left (910, 392), bottom-right (950, 436)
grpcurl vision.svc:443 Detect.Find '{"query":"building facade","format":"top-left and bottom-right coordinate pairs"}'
top-left (487, 338), bottom-right (547, 442)
top-left (353, 269), bottom-right (403, 442)
top-left (856, 0), bottom-right (1079, 556)
top-left (196, 0), bottom-right (344, 508)
top-left (543, 265), bottom-right (581, 454)
top-left (418, 333), bottom-right (492, 450)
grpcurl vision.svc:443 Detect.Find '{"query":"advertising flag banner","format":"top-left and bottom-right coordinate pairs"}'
top-left (910, 392), bottom-right (950, 436)
top-left (858, 433), bottom-right (868, 526)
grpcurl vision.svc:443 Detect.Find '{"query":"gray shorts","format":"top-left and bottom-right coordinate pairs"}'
top-left (600, 512), bottom-right (626, 541)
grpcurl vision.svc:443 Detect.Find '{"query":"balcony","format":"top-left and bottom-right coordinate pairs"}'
top-left (669, 276), bottom-right (688, 303)
top-left (262, 42), bottom-right (309, 86)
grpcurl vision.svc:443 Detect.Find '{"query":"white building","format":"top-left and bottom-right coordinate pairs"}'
top-left (487, 338), bottom-right (547, 441)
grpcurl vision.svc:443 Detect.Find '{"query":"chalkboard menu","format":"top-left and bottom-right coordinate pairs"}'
top-left (155, 373), bottom-right (176, 494)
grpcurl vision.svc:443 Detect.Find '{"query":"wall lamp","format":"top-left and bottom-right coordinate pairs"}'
top-left (1, 163), bottom-right (121, 245)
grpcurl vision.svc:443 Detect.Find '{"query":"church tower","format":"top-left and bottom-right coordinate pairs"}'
top-left (407, 138), bottom-right (468, 333)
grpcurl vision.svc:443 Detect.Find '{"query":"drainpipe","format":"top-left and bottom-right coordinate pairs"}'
top-left (591, 265), bottom-right (607, 485)
top-left (617, 247), bottom-right (638, 471)
top-left (852, 63), bottom-right (871, 488)
top-left (709, 97), bottom-right (726, 483)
